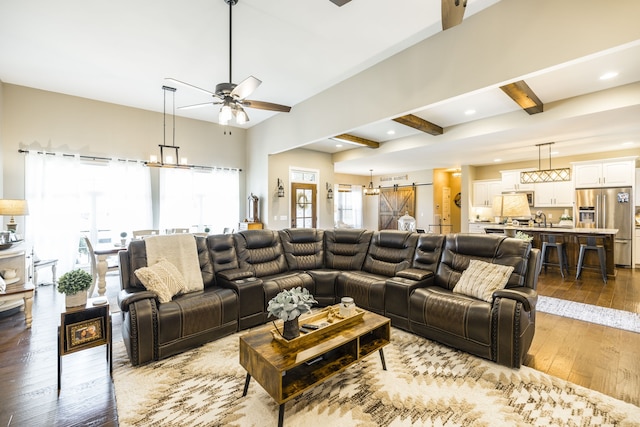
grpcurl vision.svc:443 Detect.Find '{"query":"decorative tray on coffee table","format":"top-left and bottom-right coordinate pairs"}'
top-left (270, 305), bottom-right (365, 349)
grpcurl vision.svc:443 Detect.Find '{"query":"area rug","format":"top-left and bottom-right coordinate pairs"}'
top-left (537, 296), bottom-right (640, 334)
top-left (112, 328), bottom-right (640, 426)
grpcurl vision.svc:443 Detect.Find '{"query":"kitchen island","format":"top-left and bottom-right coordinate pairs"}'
top-left (485, 226), bottom-right (619, 278)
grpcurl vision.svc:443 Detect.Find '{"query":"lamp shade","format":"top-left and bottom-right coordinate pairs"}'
top-left (0, 199), bottom-right (29, 216)
top-left (501, 193), bottom-right (531, 219)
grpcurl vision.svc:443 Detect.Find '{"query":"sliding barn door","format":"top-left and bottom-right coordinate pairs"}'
top-left (378, 186), bottom-right (415, 230)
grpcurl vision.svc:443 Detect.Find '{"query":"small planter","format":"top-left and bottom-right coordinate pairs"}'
top-left (282, 317), bottom-right (300, 340)
top-left (65, 291), bottom-right (87, 308)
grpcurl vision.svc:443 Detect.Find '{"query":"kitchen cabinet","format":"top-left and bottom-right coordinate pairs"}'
top-left (534, 181), bottom-right (574, 207)
top-left (472, 180), bottom-right (501, 207)
top-left (501, 170), bottom-right (534, 191)
top-left (573, 158), bottom-right (635, 188)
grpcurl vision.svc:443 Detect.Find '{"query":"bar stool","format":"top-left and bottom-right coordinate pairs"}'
top-left (540, 234), bottom-right (569, 278)
top-left (575, 235), bottom-right (607, 284)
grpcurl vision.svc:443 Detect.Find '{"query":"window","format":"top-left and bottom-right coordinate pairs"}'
top-left (334, 184), bottom-right (363, 229)
top-left (159, 168), bottom-right (239, 234)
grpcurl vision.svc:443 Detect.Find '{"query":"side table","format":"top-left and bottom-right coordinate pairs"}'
top-left (58, 299), bottom-right (112, 393)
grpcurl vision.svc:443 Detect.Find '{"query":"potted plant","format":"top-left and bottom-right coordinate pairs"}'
top-left (267, 287), bottom-right (317, 340)
top-left (120, 231), bottom-right (128, 247)
top-left (57, 269), bottom-right (93, 308)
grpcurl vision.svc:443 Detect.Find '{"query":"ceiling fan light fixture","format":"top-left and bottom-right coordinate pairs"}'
top-left (219, 103), bottom-right (233, 125)
top-left (235, 105), bottom-right (248, 125)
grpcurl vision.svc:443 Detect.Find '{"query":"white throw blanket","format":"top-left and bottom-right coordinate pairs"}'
top-left (144, 234), bottom-right (204, 292)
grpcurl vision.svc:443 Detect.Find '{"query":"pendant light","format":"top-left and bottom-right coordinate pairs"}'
top-left (363, 169), bottom-right (380, 196)
top-left (147, 86), bottom-right (190, 169)
top-left (520, 142), bottom-right (570, 183)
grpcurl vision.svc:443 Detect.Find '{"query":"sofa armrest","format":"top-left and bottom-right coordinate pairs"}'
top-left (118, 288), bottom-right (158, 313)
top-left (395, 268), bottom-right (434, 281)
top-left (492, 287), bottom-right (537, 311)
top-left (217, 268), bottom-right (254, 281)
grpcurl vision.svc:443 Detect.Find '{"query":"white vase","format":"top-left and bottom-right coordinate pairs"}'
top-left (65, 291), bottom-right (87, 308)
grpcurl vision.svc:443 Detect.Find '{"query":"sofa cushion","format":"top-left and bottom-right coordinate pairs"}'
top-left (134, 259), bottom-right (186, 303)
top-left (324, 229), bottom-right (373, 270)
top-left (279, 228), bottom-right (324, 270)
top-left (235, 230), bottom-right (288, 277)
top-left (336, 271), bottom-right (386, 314)
top-left (362, 231), bottom-right (418, 277)
top-left (453, 259), bottom-right (514, 302)
top-left (435, 234), bottom-right (530, 291)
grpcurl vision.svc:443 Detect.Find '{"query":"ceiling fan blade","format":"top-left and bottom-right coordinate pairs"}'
top-left (441, 0), bottom-right (466, 30)
top-left (166, 78), bottom-right (218, 97)
top-left (231, 76), bottom-right (262, 100)
top-left (330, 0), bottom-right (352, 6)
top-left (242, 100), bottom-right (291, 113)
top-left (178, 101), bottom-right (221, 110)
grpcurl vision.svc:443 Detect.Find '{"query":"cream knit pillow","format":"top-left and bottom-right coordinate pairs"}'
top-left (134, 258), bottom-right (187, 303)
top-left (453, 259), bottom-right (514, 302)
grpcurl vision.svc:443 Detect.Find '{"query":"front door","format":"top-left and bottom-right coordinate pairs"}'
top-left (291, 183), bottom-right (317, 228)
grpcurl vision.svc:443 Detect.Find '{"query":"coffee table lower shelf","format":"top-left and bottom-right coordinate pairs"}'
top-left (239, 308), bottom-right (390, 427)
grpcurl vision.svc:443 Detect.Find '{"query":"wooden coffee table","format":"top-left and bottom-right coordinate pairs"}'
top-left (239, 307), bottom-right (390, 427)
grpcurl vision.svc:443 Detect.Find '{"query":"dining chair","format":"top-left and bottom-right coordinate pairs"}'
top-left (166, 228), bottom-right (190, 234)
top-left (83, 236), bottom-right (119, 297)
top-left (132, 229), bottom-right (159, 239)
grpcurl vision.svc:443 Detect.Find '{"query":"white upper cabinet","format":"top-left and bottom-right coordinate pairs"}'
top-left (534, 181), bottom-right (574, 207)
top-left (501, 170), bottom-right (534, 191)
top-left (472, 180), bottom-right (502, 207)
top-left (573, 158), bottom-right (636, 188)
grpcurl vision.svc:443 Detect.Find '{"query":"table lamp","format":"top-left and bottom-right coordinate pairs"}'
top-left (501, 193), bottom-right (531, 237)
top-left (0, 199), bottom-right (29, 232)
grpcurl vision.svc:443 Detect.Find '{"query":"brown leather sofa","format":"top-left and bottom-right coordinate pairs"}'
top-left (118, 229), bottom-right (540, 368)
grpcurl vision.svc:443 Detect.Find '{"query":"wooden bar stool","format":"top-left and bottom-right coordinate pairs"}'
top-left (540, 234), bottom-right (569, 278)
top-left (575, 235), bottom-right (607, 284)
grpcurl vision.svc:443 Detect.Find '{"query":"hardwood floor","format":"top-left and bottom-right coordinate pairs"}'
top-left (1, 268), bottom-right (638, 426)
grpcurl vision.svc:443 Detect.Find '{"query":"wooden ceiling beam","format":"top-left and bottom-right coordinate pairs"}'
top-left (393, 114), bottom-right (443, 136)
top-left (333, 134), bottom-right (380, 149)
top-left (441, 0), bottom-right (467, 30)
top-left (500, 80), bottom-right (544, 115)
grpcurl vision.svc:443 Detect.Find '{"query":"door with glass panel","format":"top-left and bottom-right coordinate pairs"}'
top-left (291, 183), bottom-right (317, 228)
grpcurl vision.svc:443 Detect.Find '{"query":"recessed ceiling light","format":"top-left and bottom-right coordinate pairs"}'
top-left (493, 158), bottom-right (502, 162)
top-left (387, 130), bottom-right (396, 135)
top-left (464, 109), bottom-right (476, 116)
top-left (550, 151), bottom-right (559, 155)
top-left (335, 144), bottom-right (343, 147)
top-left (621, 141), bottom-right (634, 146)
top-left (599, 71), bottom-right (618, 80)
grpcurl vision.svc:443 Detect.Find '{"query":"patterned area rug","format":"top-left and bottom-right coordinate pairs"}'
top-left (112, 329), bottom-right (640, 426)
top-left (537, 296), bottom-right (640, 333)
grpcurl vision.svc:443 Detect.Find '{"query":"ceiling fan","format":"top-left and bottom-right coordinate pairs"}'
top-left (329, 0), bottom-right (467, 30)
top-left (167, 0), bottom-right (291, 126)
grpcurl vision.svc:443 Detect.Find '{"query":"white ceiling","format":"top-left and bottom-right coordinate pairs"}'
top-left (1, 0), bottom-right (639, 176)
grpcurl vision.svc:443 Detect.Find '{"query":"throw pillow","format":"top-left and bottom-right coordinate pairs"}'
top-left (134, 258), bottom-right (187, 303)
top-left (453, 259), bottom-right (514, 303)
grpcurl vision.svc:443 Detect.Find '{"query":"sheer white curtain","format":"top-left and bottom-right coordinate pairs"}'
top-left (25, 152), bottom-right (152, 274)
top-left (159, 168), bottom-right (239, 233)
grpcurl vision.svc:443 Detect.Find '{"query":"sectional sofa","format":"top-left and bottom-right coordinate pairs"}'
top-left (118, 229), bottom-right (541, 369)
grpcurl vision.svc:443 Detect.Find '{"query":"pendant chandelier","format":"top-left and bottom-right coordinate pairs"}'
top-left (520, 142), bottom-right (570, 183)
top-left (363, 169), bottom-right (380, 196)
top-left (147, 86), bottom-right (191, 169)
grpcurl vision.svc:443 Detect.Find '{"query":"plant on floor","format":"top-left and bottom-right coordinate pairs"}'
top-left (267, 287), bottom-right (317, 321)
top-left (57, 269), bottom-right (93, 295)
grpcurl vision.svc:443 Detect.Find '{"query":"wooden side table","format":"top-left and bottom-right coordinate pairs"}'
top-left (58, 299), bottom-right (112, 393)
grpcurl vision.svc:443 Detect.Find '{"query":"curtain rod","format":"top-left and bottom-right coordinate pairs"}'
top-left (17, 149), bottom-right (242, 172)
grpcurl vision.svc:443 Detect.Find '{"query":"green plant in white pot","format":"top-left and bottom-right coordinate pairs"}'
top-left (57, 269), bottom-right (93, 308)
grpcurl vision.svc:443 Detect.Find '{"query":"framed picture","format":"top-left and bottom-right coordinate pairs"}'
top-left (66, 317), bottom-right (105, 351)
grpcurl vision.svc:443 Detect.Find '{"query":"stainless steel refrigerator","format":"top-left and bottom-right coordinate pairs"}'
top-left (575, 187), bottom-right (633, 267)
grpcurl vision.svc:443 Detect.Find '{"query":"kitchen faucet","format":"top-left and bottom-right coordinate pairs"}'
top-left (535, 211), bottom-right (547, 228)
